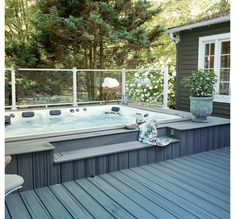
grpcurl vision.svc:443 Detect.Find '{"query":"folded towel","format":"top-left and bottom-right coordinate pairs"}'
top-left (138, 119), bottom-right (172, 147)
top-left (102, 77), bottom-right (119, 88)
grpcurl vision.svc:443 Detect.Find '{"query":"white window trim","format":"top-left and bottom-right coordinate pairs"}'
top-left (198, 33), bottom-right (230, 103)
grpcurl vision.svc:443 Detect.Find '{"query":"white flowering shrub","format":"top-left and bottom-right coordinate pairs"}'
top-left (126, 70), bottom-right (163, 104)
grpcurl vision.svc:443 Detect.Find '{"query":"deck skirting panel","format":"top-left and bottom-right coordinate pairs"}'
top-left (5, 124), bottom-right (230, 191)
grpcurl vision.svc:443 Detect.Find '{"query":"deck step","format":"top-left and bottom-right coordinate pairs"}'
top-left (51, 127), bottom-right (168, 153)
top-left (54, 137), bottom-right (180, 163)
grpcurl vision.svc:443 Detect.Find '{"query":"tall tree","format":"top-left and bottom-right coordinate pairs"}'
top-left (33, 0), bottom-right (163, 68)
top-left (5, 0), bottom-right (45, 67)
top-left (32, 0), bottom-right (164, 99)
top-left (5, 0), bottom-right (32, 43)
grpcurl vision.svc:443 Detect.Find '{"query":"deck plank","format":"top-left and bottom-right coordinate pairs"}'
top-left (181, 156), bottom-right (230, 177)
top-left (63, 181), bottom-right (114, 219)
top-left (35, 187), bottom-right (73, 219)
top-left (49, 184), bottom-right (93, 219)
top-left (76, 178), bottom-right (136, 219)
top-left (126, 168), bottom-right (230, 218)
top-left (87, 176), bottom-right (157, 219)
top-left (190, 151), bottom-right (230, 165)
top-left (160, 160), bottom-right (230, 194)
top-left (164, 158), bottom-right (229, 187)
top-left (176, 157), bottom-right (230, 183)
top-left (209, 148), bottom-right (230, 156)
top-left (150, 161), bottom-right (230, 195)
top-left (20, 190), bottom-right (52, 219)
top-left (109, 171), bottom-right (199, 219)
top-left (195, 150), bottom-right (230, 161)
top-left (143, 164), bottom-right (229, 203)
top-left (138, 166), bottom-right (229, 210)
top-left (98, 174), bottom-right (178, 219)
top-left (200, 150), bottom-right (230, 161)
top-left (181, 153), bottom-right (229, 172)
top-left (120, 169), bottom-right (218, 219)
top-left (189, 154), bottom-right (230, 170)
top-left (5, 193), bottom-right (31, 219)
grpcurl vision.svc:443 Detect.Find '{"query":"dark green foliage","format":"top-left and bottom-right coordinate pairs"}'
top-left (5, 42), bottom-right (43, 68)
top-left (31, 0), bottom-right (164, 69)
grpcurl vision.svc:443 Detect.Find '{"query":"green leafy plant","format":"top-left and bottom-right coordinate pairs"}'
top-left (181, 69), bottom-right (217, 97)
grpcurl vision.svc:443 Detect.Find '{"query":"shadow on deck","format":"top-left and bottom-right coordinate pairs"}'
top-left (5, 148), bottom-right (230, 219)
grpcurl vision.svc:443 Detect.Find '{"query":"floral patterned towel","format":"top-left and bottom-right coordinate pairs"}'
top-left (138, 119), bottom-right (172, 147)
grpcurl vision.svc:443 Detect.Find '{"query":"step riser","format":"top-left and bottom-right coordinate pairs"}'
top-left (52, 127), bottom-right (167, 153)
top-left (53, 131), bottom-right (138, 153)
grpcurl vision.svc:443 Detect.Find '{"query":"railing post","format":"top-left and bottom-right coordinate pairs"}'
top-left (72, 67), bottom-right (78, 107)
top-left (11, 66), bottom-right (17, 110)
top-left (121, 69), bottom-right (127, 104)
top-left (163, 67), bottom-right (169, 109)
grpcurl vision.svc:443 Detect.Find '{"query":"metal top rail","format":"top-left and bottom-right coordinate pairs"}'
top-left (5, 67), bottom-right (164, 72)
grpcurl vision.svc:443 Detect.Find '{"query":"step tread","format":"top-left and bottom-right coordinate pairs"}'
top-left (54, 137), bottom-right (180, 163)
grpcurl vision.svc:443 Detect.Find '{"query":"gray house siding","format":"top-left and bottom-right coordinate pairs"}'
top-left (176, 22), bottom-right (230, 118)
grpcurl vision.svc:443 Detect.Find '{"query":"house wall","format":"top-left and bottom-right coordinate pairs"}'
top-left (176, 22), bottom-right (230, 118)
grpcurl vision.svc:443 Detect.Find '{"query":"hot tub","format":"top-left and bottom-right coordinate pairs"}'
top-left (5, 105), bottom-right (183, 141)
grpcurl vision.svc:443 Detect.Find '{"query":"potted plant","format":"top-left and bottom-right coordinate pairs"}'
top-left (181, 69), bottom-right (217, 122)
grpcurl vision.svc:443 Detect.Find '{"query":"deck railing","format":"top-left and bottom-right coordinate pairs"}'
top-left (5, 67), bottom-right (169, 110)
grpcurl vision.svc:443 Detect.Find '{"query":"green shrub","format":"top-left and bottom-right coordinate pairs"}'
top-left (181, 69), bottom-right (217, 97)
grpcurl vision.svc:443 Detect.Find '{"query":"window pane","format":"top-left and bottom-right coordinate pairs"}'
top-left (221, 41), bottom-right (230, 54)
top-left (220, 69), bottom-right (230, 81)
top-left (219, 82), bottom-right (229, 95)
top-left (204, 56), bottom-right (214, 69)
top-left (204, 57), bottom-right (209, 68)
top-left (204, 43), bottom-right (215, 56)
top-left (209, 56), bottom-right (214, 68)
top-left (221, 55), bottom-right (230, 68)
top-left (204, 43), bottom-right (215, 69)
top-left (210, 43), bottom-right (215, 54)
top-left (205, 44), bottom-right (209, 55)
top-left (219, 41), bottom-right (230, 95)
top-left (219, 69), bottom-right (230, 95)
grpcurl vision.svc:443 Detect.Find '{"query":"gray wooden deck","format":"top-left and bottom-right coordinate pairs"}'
top-left (5, 148), bottom-right (230, 219)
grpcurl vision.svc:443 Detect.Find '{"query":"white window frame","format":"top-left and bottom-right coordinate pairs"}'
top-left (198, 33), bottom-right (230, 103)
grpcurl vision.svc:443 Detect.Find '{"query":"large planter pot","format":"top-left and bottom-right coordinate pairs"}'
top-left (190, 96), bottom-right (213, 122)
